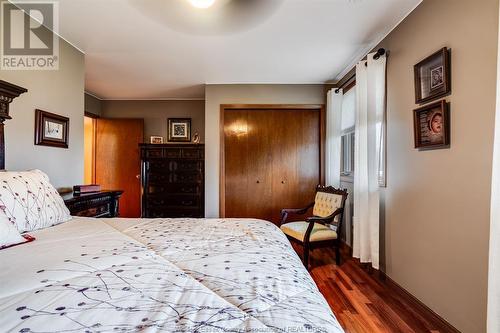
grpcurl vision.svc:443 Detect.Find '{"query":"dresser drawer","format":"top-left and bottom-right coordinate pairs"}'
top-left (165, 148), bottom-right (182, 158)
top-left (141, 146), bottom-right (203, 160)
top-left (147, 172), bottom-right (202, 184)
top-left (147, 183), bottom-right (200, 195)
top-left (171, 160), bottom-right (203, 171)
top-left (181, 148), bottom-right (202, 159)
top-left (148, 171), bottom-right (203, 184)
top-left (143, 148), bottom-right (181, 159)
top-left (145, 148), bottom-right (163, 158)
top-left (148, 160), bottom-right (202, 172)
top-left (147, 195), bottom-right (200, 208)
top-left (170, 171), bottom-right (202, 183)
top-left (63, 191), bottom-right (123, 218)
top-left (73, 203), bottom-right (110, 217)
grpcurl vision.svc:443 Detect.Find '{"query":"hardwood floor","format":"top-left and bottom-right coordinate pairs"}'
top-left (291, 244), bottom-right (459, 333)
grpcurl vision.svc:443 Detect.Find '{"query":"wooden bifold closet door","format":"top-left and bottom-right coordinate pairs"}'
top-left (223, 106), bottom-right (323, 224)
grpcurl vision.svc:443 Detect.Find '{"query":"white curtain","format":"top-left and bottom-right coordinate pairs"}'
top-left (325, 89), bottom-right (343, 188)
top-left (352, 52), bottom-right (386, 269)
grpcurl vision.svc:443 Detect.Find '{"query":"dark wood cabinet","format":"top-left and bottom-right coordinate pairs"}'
top-left (140, 144), bottom-right (204, 218)
top-left (63, 190), bottom-right (123, 217)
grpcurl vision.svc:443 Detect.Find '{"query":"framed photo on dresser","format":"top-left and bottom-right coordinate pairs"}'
top-left (150, 135), bottom-right (164, 144)
top-left (34, 109), bottom-right (69, 148)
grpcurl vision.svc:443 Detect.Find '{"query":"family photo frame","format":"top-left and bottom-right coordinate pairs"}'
top-left (413, 100), bottom-right (450, 150)
top-left (414, 47), bottom-right (451, 104)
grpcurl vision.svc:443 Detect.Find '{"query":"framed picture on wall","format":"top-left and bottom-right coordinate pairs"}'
top-left (167, 118), bottom-right (191, 142)
top-left (413, 100), bottom-right (450, 149)
top-left (414, 47), bottom-right (451, 104)
top-left (35, 109), bottom-right (69, 148)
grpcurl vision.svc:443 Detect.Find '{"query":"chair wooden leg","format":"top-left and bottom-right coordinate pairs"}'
top-left (303, 243), bottom-right (310, 270)
top-left (335, 241), bottom-right (341, 265)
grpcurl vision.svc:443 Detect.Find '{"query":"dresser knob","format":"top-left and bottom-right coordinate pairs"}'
top-left (256, 180), bottom-right (260, 183)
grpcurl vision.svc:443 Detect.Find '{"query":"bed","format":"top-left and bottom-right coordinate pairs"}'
top-left (0, 80), bottom-right (342, 332)
top-left (0, 217), bottom-right (343, 332)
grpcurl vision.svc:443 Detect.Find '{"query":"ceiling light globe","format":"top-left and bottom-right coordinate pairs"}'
top-left (188, 0), bottom-right (216, 9)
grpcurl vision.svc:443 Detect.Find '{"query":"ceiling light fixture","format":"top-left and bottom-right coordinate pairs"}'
top-left (188, 0), bottom-right (216, 9)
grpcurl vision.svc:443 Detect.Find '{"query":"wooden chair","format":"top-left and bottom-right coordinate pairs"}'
top-left (279, 185), bottom-right (348, 269)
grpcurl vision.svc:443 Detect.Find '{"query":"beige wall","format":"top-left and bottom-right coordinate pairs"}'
top-left (101, 100), bottom-right (205, 143)
top-left (1, 40), bottom-right (85, 189)
top-left (375, 0), bottom-right (498, 332)
top-left (205, 84), bottom-right (325, 217)
top-left (84, 93), bottom-right (102, 117)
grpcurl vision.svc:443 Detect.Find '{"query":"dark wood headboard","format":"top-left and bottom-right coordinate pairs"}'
top-left (0, 80), bottom-right (28, 170)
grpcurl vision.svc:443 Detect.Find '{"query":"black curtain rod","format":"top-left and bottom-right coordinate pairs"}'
top-left (363, 48), bottom-right (386, 67)
top-left (334, 48), bottom-right (386, 93)
top-left (372, 48), bottom-right (386, 60)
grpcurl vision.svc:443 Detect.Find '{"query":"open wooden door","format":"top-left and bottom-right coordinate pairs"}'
top-left (95, 118), bottom-right (144, 217)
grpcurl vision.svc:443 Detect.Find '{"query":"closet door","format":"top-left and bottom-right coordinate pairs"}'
top-left (224, 110), bottom-right (274, 220)
top-left (270, 110), bottom-right (320, 222)
top-left (246, 110), bottom-right (273, 220)
top-left (270, 110), bottom-right (299, 222)
top-left (296, 110), bottom-right (321, 209)
top-left (224, 110), bottom-right (250, 218)
top-left (223, 107), bottom-right (321, 224)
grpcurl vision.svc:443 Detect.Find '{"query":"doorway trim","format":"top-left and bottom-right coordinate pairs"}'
top-left (219, 104), bottom-right (326, 218)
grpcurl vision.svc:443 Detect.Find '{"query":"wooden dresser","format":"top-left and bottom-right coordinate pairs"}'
top-left (140, 144), bottom-right (204, 218)
top-left (62, 190), bottom-right (123, 218)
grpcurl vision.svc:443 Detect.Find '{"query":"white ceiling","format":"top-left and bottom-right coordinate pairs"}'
top-left (53, 0), bottom-right (421, 100)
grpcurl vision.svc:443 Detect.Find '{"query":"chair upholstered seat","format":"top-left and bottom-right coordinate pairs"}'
top-left (280, 221), bottom-right (338, 242)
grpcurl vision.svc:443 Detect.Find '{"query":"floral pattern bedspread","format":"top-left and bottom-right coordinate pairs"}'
top-left (0, 217), bottom-right (343, 333)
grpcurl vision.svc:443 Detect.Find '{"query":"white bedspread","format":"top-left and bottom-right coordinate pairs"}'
top-left (0, 217), bottom-right (343, 333)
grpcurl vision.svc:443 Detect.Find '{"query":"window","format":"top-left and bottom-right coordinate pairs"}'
top-left (340, 87), bottom-right (355, 177)
top-left (341, 132), bottom-right (354, 175)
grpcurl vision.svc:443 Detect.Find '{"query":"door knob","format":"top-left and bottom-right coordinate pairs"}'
top-left (281, 180), bottom-right (286, 184)
top-left (256, 180), bottom-right (260, 184)
top-left (136, 174), bottom-right (140, 179)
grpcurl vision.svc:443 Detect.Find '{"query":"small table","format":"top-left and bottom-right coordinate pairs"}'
top-left (62, 190), bottom-right (124, 218)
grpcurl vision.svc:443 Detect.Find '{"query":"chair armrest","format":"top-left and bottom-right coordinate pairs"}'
top-left (302, 208), bottom-right (343, 244)
top-left (305, 208), bottom-right (343, 225)
top-left (279, 202), bottom-right (315, 226)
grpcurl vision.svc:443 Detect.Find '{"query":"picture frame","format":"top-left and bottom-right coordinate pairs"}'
top-left (150, 135), bottom-right (164, 144)
top-left (167, 118), bottom-right (191, 142)
top-left (34, 109), bottom-right (69, 148)
top-left (413, 100), bottom-right (450, 150)
top-left (414, 47), bottom-right (451, 104)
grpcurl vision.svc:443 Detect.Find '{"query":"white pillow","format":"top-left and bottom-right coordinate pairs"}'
top-left (0, 218), bottom-right (28, 249)
top-left (0, 170), bottom-right (71, 232)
